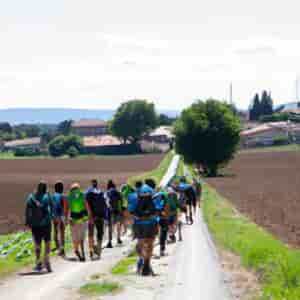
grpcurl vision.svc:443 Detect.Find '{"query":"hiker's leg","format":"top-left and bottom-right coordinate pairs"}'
top-left (95, 219), bottom-right (104, 257)
top-left (88, 222), bottom-right (95, 257)
top-left (80, 222), bottom-right (87, 260)
top-left (53, 220), bottom-right (59, 250)
top-left (159, 220), bottom-right (168, 255)
top-left (32, 229), bottom-right (42, 266)
top-left (59, 220), bottom-right (65, 254)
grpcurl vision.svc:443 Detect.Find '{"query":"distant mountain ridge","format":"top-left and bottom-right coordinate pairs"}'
top-left (0, 108), bottom-right (180, 124)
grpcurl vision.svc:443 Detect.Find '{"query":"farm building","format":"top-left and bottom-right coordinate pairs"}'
top-left (145, 126), bottom-right (173, 143)
top-left (83, 135), bottom-right (140, 155)
top-left (240, 122), bottom-right (292, 147)
top-left (71, 119), bottom-right (108, 137)
top-left (3, 137), bottom-right (41, 151)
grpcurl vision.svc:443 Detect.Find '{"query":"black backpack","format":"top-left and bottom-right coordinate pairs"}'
top-left (25, 195), bottom-right (46, 227)
top-left (185, 186), bottom-right (196, 202)
top-left (109, 189), bottom-right (122, 214)
top-left (135, 194), bottom-right (156, 217)
top-left (86, 191), bottom-right (107, 218)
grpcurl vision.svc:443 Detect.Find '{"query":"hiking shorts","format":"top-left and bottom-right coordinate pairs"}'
top-left (133, 223), bottom-right (158, 239)
top-left (111, 213), bottom-right (122, 224)
top-left (32, 224), bottom-right (51, 244)
top-left (71, 222), bottom-right (87, 242)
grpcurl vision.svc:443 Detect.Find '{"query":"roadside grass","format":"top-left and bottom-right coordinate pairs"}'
top-left (0, 152), bottom-right (161, 160)
top-left (111, 251), bottom-right (138, 275)
top-left (239, 144), bottom-right (300, 154)
top-left (79, 281), bottom-right (122, 296)
top-left (128, 151), bottom-right (174, 185)
top-left (196, 173), bottom-right (300, 300)
top-left (0, 229), bottom-right (72, 279)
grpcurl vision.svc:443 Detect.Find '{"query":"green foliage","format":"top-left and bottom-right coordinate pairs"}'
top-left (260, 113), bottom-right (300, 123)
top-left (199, 176), bottom-right (300, 300)
top-left (110, 99), bottom-right (157, 144)
top-left (79, 281), bottom-right (122, 295)
top-left (67, 146), bottom-right (79, 158)
top-left (111, 252), bottom-right (138, 275)
top-left (14, 147), bottom-right (41, 157)
top-left (157, 113), bottom-right (176, 126)
top-left (48, 134), bottom-right (83, 157)
top-left (14, 124), bottom-right (40, 138)
top-left (0, 122), bottom-right (12, 134)
top-left (57, 120), bottom-right (73, 135)
top-left (174, 99), bottom-right (240, 176)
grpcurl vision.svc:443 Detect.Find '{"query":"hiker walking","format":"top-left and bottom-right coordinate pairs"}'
top-left (166, 187), bottom-right (180, 243)
top-left (25, 181), bottom-right (53, 272)
top-left (128, 180), bottom-right (158, 276)
top-left (51, 181), bottom-right (67, 257)
top-left (85, 179), bottom-right (107, 260)
top-left (66, 183), bottom-right (92, 262)
top-left (105, 180), bottom-right (123, 248)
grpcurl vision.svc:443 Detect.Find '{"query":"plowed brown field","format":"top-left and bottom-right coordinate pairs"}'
top-left (0, 154), bottom-right (163, 234)
top-left (206, 151), bottom-right (300, 247)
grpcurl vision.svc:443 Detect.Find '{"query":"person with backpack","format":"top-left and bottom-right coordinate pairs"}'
top-left (85, 179), bottom-right (107, 260)
top-left (120, 184), bottom-right (135, 234)
top-left (166, 187), bottom-right (180, 243)
top-left (128, 180), bottom-right (159, 276)
top-left (25, 181), bottom-right (53, 273)
top-left (65, 183), bottom-right (92, 262)
top-left (106, 180), bottom-right (123, 248)
top-left (51, 181), bottom-right (66, 257)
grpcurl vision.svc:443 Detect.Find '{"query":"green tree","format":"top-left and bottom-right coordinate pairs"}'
top-left (57, 120), bottom-right (73, 135)
top-left (174, 99), bottom-right (240, 177)
top-left (157, 113), bottom-right (176, 126)
top-left (110, 100), bottom-right (157, 144)
top-left (249, 93), bottom-right (261, 121)
top-left (260, 90), bottom-right (273, 116)
top-left (67, 146), bottom-right (79, 158)
top-left (48, 134), bottom-right (83, 157)
top-left (0, 122), bottom-right (12, 134)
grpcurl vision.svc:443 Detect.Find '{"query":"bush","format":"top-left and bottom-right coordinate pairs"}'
top-left (67, 146), bottom-right (79, 158)
top-left (14, 147), bottom-right (41, 157)
top-left (48, 134), bottom-right (83, 157)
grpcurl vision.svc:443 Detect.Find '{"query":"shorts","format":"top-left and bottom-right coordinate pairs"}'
top-left (186, 198), bottom-right (192, 206)
top-left (180, 205), bottom-right (187, 213)
top-left (133, 223), bottom-right (158, 239)
top-left (71, 222), bottom-right (88, 242)
top-left (32, 224), bottom-right (51, 244)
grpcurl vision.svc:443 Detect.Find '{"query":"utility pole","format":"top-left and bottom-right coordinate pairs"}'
top-left (229, 82), bottom-right (233, 105)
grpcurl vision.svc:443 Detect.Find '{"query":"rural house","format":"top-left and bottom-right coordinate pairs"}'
top-left (145, 126), bottom-right (174, 143)
top-left (71, 119), bottom-right (108, 137)
top-left (3, 137), bottom-right (41, 151)
top-left (83, 135), bottom-right (139, 155)
top-left (240, 122), bottom-right (292, 147)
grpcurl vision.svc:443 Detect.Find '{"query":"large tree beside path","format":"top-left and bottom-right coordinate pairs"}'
top-left (174, 99), bottom-right (240, 177)
top-left (110, 99), bottom-right (157, 144)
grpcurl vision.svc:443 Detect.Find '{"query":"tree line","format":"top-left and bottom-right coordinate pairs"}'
top-left (249, 90), bottom-right (273, 121)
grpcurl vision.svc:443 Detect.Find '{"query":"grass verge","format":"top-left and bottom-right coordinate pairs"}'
top-left (197, 173), bottom-right (300, 300)
top-left (128, 151), bottom-right (174, 185)
top-left (111, 251), bottom-right (138, 275)
top-left (79, 281), bottom-right (122, 296)
top-left (239, 144), bottom-right (300, 154)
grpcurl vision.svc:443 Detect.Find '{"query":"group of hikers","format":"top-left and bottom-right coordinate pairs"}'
top-left (25, 175), bottom-right (202, 276)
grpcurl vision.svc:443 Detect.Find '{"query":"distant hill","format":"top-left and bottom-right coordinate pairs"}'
top-left (0, 108), bottom-right (180, 124)
top-left (274, 102), bottom-right (300, 113)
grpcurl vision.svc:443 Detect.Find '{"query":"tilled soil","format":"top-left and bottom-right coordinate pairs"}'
top-left (206, 151), bottom-right (300, 247)
top-left (0, 154), bottom-right (163, 234)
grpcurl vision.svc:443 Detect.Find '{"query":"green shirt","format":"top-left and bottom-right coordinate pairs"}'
top-left (68, 188), bottom-right (88, 224)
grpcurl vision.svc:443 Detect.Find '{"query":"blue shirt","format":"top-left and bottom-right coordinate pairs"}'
top-left (51, 193), bottom-right (64, 218)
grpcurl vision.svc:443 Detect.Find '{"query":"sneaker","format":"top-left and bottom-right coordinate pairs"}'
top-left (75, 250), bottom-right (82, 261)
top-left (45, 262), bottom-right (52, 273)
top-left (142, 263), bottom-right (152, 276)
top-left (160, 249), bottom-right (165, 257)
top-left (117, 238), bottom-right (123, 245)
top-left (106, 241), bottom-right (113, 248)
top-left (33, 263), bottom-right (43, 272)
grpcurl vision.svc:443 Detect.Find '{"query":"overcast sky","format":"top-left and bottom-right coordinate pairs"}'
top-left (1, 0), bottom-right (300, 110)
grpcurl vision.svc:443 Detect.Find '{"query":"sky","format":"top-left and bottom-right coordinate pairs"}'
top-left (1, 0), bottom-right (300, 110)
